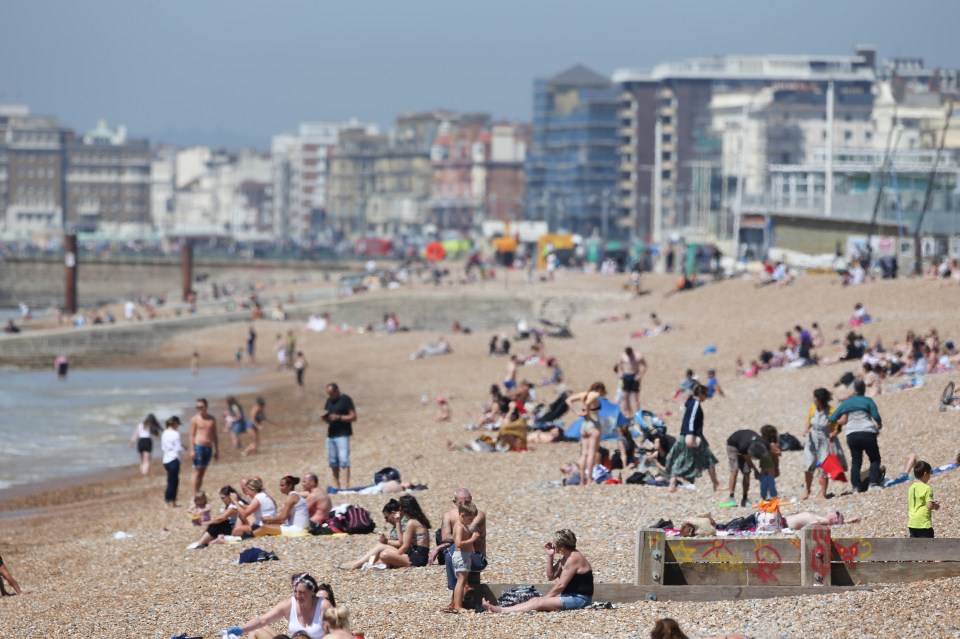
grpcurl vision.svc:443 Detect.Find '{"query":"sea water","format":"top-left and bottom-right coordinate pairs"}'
top-left (0, 367), bottom-right (257, 491)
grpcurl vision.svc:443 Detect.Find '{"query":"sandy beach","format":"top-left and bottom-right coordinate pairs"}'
top-left (2, 268), bottom-right (960, 638)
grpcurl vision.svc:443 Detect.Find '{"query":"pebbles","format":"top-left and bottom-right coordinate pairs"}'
top-left (2, 274), bottom-right (960, 638)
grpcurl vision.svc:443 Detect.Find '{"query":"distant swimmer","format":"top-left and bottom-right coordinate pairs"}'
top-left (55, 354), bottom-right (68, 381)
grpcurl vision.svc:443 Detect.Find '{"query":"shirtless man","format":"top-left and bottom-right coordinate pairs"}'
top-left (299, 471), bottom-right (332, 525)
top-left (189, 398), bottom-right (219, 495)
top-left (616, 346), bottom-right (647, 415)
top-left (431, 488), bottom-right (488, 600)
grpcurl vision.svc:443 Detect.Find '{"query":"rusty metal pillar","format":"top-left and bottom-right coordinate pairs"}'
top-left (64, 233), bottom-right (78, 315)
top-left (181, 242), bottom-right (193, 301)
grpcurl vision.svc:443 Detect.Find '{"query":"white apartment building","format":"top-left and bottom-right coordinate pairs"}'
top-left (711, 85), bottom-right (875, 197)
top-left (271, 120), bottom-right (378, 243)
top-left (153, 147), bottom-right (272, 240)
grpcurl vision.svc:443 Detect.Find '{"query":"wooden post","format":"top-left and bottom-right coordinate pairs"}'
top-left (181, 242), bottom-right (193, 301)
top-left (64, 233), bottom-right (78, 315)
top-left (800, 525), bottom-right (832, 586)
top-left (636, 529), bottom-right (666, 586)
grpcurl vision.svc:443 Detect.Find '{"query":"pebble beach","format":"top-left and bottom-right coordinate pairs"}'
top-left (2, 269), bottom-right (960, 638)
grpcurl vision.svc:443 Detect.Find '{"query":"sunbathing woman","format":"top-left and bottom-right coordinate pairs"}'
top-left (566, 382), bottom-right (606, 485)
top-left (338, 499), bottom-right (405, 570)
top-left (482, 529), bottom-right (593, 613)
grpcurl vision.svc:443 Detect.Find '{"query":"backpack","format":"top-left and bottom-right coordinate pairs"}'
top-left (374, 467), bottom-right (401, 484)
top-left (778, 432), bottom-right (803, 451)
top-left (496, 586), bottom-right (541, 607)
top-left (333, 505), bottom-right (376, 534)
top-left (625, 471), bottom-right (647, 484)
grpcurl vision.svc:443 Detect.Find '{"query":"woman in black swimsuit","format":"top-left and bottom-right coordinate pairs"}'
top-left (482, 529), bottom-right (593, 613)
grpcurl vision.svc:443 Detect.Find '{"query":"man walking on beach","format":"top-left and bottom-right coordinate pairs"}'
top-left (323, 383), bottom-right (356, 490)
top-left (190, 398), bottom-right (218, 495)
top-left (830, 379), bottom-right (883, 492)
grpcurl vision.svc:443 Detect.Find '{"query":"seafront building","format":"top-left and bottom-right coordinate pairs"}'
top-left (327, 111), bottom-right (528, 239)
top-left (613, 48), bottom-right (877, 243)
top-left (0, 106), bottom-right (71, 238)
top-left (0, 108), bottom-right (151, 240)
top-left (271, 120), bottom-right (379, 244)
top-left (65, 119), bottom-right (151, 234)
top-left (524, 65), bottom-right (621, 238)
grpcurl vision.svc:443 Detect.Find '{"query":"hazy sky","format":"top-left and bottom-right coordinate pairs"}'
top-left (2, 0), bottom-right (957, 148)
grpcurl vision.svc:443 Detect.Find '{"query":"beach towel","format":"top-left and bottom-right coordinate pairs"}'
top-left (563, 398), bottom-right (628, 440)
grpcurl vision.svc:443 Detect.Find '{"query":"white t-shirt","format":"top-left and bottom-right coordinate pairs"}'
top-left (160, 429), bottom-right (184, 464)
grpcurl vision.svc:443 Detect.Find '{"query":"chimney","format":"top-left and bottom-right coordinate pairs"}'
top-left (855, 45), bottom-right (876, 71)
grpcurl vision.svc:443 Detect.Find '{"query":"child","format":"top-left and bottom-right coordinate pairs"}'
top-left (450, 501), bottom-right (480, 612)
top-left (671, 369), bottom-right (697, 400)
top-left (908, 460), bottom-right (940, 538)
top-left (758, 425), bottom-right (781, 500)
top-left (188, 491), bottom-right (212, 526)
top-left (706, 369), bottom-right (725, 399)
top-left (436, 396), bottom-right (452, 422)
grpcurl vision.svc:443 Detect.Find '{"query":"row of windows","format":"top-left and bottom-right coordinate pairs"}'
top-left (14, 153), bottom-right (58, 164)
top-left (12, 167), bottom-right (57, 178)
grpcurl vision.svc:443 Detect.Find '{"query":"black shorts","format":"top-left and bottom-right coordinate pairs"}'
top-left (137, 437), bottom-right (153, 454)
top-left (207, 520), bottom-right (234, 538)
top-left (407, 545), bottom-right (429, 567)
top-left (296, 369), bottom-right (305, 386)
top-left (621, 375), bottom-right (640, 393)
top-left (909, 527), bottom-right (934, 538)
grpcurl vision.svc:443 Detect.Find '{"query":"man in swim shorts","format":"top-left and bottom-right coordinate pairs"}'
top-left (190, 397), bottom-right (219, 495)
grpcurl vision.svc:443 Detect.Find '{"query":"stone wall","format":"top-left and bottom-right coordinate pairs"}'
top-left (0, 255), bottom-right (360, 307)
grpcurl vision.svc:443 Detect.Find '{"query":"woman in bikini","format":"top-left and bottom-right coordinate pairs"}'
top-left (566, 382), bottom-right (606, 486)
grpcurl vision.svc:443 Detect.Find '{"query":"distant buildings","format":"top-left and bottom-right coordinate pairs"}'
top-left (151, 147), bottom-right (273, 240)
top-left (614, 48), bottom-right (877, 241)
top-left (525, 65), bottom-right (621, 237)
top-left (271, 121), bottom-right (378, 244)
top-left (0, 109), bottom-right (150, 239)
top-left (327, 111), bottom-right (528, 239)
top-left (65, 119), bottom-right (151, 233)
top-left (0, 106), bottom-right (69, 237)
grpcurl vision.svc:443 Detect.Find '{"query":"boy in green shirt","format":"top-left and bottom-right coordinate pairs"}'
top-left (908, 460), bottom-right (940, 538)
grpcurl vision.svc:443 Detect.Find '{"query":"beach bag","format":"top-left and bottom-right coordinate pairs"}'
top-left (625, 471), bottom-right (647, 484)
top-left (754, 499), bottom-right (784, 533)
top-left (333, 505), bottom-right (375, 535)
top-left (374, 467), bottom-right (401, 484)
top-left (778, 432), bottom-right (802, 451)
top-left (238, 547), bottom-right (279, 564)
top-left (591, 464), bottom-right (612, 483)
top-left (496, 586), bottom-right (541, 607)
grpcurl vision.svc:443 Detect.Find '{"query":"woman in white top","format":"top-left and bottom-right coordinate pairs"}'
top-left (231, 477), bottom-right (277, 536)
top-left (255, 475), bottom-right (311, 536)
top-left (224, 573), bottom-right (334, 639)
top-left (129, 413), bottom-right (161, 476)
top-left (160, 416), bottom-right (185, 507)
